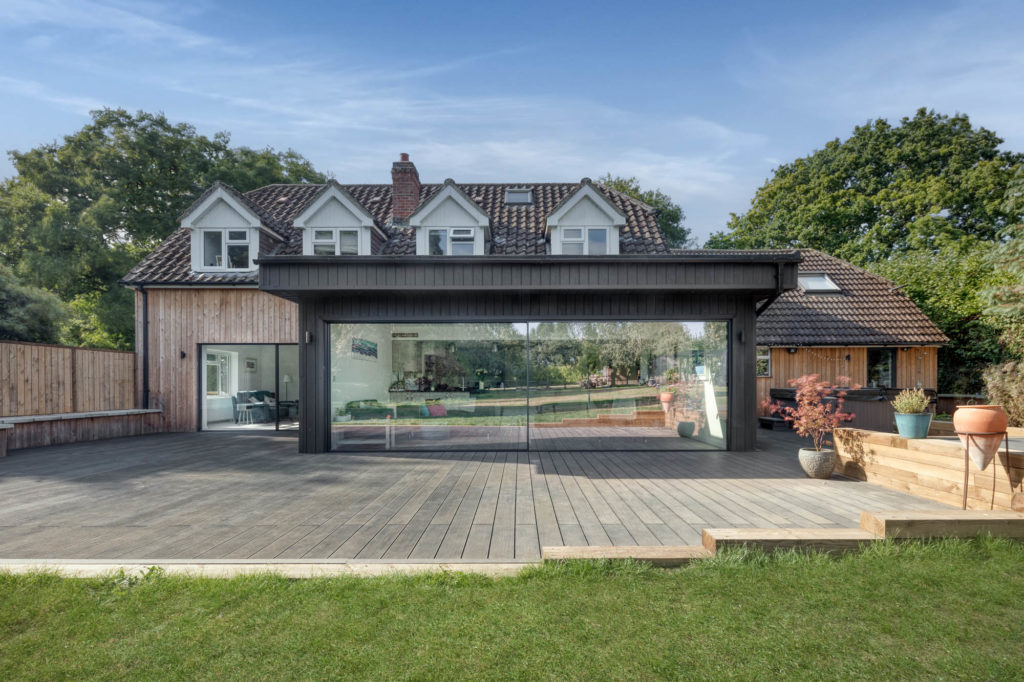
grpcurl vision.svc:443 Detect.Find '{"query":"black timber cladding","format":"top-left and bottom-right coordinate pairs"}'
top-left (258, 253), bottom-right (802, 453)
top-left (258, 254), bottom-right (801, 298)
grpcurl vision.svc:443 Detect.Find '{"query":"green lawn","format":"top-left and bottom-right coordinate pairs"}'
top-left (2, 539), bottom-right (1021, 680)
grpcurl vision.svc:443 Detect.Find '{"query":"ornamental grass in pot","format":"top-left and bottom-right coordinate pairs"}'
top-left (764, 374), bottom-right (856, 479)
top-left (891, 388), bottom-right (932, 439)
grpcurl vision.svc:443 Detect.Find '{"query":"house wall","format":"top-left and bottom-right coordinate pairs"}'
top-left (134, 287), bottom-right (298, 431)
top-left (755, 346), bottom-right (940, 416)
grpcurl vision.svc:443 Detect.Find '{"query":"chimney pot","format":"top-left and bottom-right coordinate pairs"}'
top-left (400, 152), bottom-right (409, 162)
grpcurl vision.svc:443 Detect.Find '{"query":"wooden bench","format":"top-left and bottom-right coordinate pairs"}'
top-left (0, 409), bottom-right (162, 452)
top-left (0, 423), bottom-right (11, 457)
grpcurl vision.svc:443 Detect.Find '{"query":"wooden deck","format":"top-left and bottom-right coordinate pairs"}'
top-left (0, 430), bottom-right (950, 561)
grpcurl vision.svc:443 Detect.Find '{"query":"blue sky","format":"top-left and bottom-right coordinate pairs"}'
top-left (2, 0), bottom-right (1023, 243)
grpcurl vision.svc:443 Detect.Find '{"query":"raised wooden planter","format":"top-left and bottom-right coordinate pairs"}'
top-left (834, 428), bottom-right (1024, 511)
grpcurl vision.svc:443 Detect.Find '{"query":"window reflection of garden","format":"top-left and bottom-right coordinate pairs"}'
top-left (328, 321), bottom-right (728, 450)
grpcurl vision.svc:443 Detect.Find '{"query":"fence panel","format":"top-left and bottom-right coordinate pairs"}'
top-left (0, 341), bottom-right (136, 417)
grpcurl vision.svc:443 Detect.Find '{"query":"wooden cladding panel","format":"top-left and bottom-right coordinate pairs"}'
top-left (756, 346), bottom-right (939, 416)
top-left (0, 342), bottom-right (135, 417)
top-left (144, 288), bottom-right (298, 432)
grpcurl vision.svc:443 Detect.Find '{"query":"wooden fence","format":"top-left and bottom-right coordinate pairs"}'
top-left (0, 341), bottom-right (137, 417)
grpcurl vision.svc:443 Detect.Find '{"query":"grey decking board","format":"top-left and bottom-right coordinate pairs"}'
top-left (0, 430), bottom-right (953, 560)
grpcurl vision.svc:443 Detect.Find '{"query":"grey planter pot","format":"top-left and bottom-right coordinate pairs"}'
top-left (894, 412), bottom-right (932, 440)
top-left (676, 421), bottom-right (695, 438)
top-left (798, 447), bottom-right (835, 479)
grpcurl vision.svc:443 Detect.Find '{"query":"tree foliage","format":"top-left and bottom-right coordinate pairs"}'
top-left (705, 109), bottom-right (1024, 392)
top-left (599, 175), bottom-right (692, 248)
top-left (706, 109), bottom-right (1022, 263)
top-left (0, 108), bottom-right (326, 349)
top-left (0, 265), bottom-right (66, 343)
top-left (982, 165), bottom-right (1024, 355)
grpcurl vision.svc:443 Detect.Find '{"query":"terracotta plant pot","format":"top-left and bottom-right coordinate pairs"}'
top-left (952, 405), bottom-right (1008, 470)
top-left (659, 392), bottom-right (674, 403)
top-left (798, 447), bottom-right (835, 479)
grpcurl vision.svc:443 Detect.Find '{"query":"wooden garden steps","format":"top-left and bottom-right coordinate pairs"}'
top-left (701, 528), bottom-right (877, 554)
top-left (542, 545), bottom-right (712, 566)
top-left (860, 510), bottom-right (1024, 539)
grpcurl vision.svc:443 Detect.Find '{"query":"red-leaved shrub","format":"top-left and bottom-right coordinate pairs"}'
top-left (764, 374), bottom-right (857, 451)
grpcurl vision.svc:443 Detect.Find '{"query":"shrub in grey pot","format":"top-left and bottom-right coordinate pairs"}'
top-left (891, 388), bottom-right (932, 439)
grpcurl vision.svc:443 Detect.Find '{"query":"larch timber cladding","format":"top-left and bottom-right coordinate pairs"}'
top-left (136, 288), bottom-right (298, 431)
top-left (756, 346), bottom-right (938, 416)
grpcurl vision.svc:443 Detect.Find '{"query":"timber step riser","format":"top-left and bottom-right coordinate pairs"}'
top-left (545, 512), bottom-right (1024, 563)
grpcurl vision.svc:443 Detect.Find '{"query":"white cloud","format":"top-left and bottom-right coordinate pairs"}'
top-left (0, 76), bottom-right (105, 115)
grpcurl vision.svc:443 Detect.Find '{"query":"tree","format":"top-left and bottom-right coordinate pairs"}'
top-left (706, 109), bottom-right (1022, 264)
top-left (599, 175), bottom-right (692, 248)
top-left (0, 109), bottom-right (326, 349)
top-left (0, 265), bottom-right (66, 343)
top-left (982, 165), bottom-right (1024, 355)
top-left (870, 239), bottom-right (1012, 392)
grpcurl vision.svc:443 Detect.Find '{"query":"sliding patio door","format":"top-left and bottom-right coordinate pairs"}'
top-left (326, 320), bottom-right (729, 451)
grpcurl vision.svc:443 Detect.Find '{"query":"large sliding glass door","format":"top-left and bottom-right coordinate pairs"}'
top-left (200, 343), bottom-right (299, 431)
top-left (327, 321), bottom-right (728, 451)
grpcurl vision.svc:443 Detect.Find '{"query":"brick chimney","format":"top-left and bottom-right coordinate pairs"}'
top-left (391, 153), bottom-right (421, 223)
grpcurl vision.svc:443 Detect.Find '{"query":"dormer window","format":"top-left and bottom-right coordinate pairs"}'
top-left (561, 227), bottom-right (609, 255)
top-left (505, 188), bottom-right (533, 205)
top-left (798, 273), bottom-right (841, 293)
top-left (428, 228), bottom-right (476, 256)
top-left (202, 229), bottom-right (252, 270)
top-left (312, 229), bottom-right (359, 256)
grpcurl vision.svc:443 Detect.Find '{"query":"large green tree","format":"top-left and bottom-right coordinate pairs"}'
top-left (982, 165), bottom-right (1024, 356)
top-left (706, 109), bottom-right (1022, 263)
top-left (0, 109), bottom-right (326, 349)
top-left (599, 175), bottom-right (692, 248)
top-left (0, 265), bottom-right (66, 343)
top-left (706, 109), bottom-right (1023, 392)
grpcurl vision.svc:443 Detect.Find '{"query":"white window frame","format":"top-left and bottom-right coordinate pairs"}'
top-left (560, 227), bottom-right (609, 255)
top-left (311, 228), bottom-right (360, 256)
top-left (756, 346), bottom-right (771, 378)
top-left (428, 227), bottom-right (477, 256)
top-left (199, 228), bottom-right (253, 271)
top-left (205, 351), bottom-right (231, 397)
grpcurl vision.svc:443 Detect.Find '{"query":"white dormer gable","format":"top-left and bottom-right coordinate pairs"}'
top-left (184, 184), bottom-right (264, 272)
top-left (409, 180), bottom-right (489, 255)
top-left (547, 179), bottom-right (626, 255)
top-left (292, 182), bottom-right (382, 256)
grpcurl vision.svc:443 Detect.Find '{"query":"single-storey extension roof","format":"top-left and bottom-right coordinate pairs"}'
top-left (755, 249), bottom-right (948, 347)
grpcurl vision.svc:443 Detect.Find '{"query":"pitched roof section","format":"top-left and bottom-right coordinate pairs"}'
top-left (122, 180), bottom-right (668, 283)
top-left (756, 249), bottom-right (949, 347)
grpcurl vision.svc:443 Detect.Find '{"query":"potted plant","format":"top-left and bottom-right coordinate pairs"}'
top-left (659, 385), bottom-right (676, 404)
top-left (890, 388), bottom-right (932, 439)
top-left (764, 374), bottom-right (856, 479)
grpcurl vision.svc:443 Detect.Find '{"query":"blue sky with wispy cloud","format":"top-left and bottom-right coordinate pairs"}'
top-left (2, 0), bottom-right (1023, 242)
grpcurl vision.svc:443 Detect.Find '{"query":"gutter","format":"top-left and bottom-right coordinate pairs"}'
top-left (139, 286), bottom-right (150, 409)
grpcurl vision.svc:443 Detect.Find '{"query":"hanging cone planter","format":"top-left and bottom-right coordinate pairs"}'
top-left (952, 405), bottom-right (1008, 470)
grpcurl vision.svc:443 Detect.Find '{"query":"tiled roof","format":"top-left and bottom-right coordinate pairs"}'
top-left (122, 179), bottom-right (668, 284)
top-left (756, 249), bottom-right (949, 347)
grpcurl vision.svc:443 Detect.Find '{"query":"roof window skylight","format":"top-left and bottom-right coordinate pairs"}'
top-left (798, 273), bottom-right (841, 293)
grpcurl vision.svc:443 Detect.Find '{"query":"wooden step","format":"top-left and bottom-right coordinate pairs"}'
top-left (701, 528), bottom-right (878, 554)
top-left (860, 510), bottom-right (1024, 539)
top-left (542, 545), bottom-right (711, 566)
